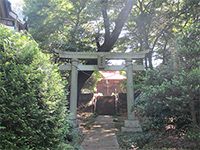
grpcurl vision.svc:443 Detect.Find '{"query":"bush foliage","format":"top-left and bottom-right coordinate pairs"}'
top-left (135, 25), bottom-right (200, 142)
top-left (0, 26), bottom-right (77, 149)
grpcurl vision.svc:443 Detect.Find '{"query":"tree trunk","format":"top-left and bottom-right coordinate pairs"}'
top-left (97, 0), bottom-right (136, 52)
top-left (77, 0), bottom-right (135, 96)
top-left (148, 51), bottom-right (153, 69)
top-left (189, 100), bottom-right (197, 126)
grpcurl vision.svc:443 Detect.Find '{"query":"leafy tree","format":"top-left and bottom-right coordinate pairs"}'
top-left (0, 26), bottom-right (78, 149)
top-left (81, 71), bottom-right (102, 93)
top-left (23, 0), bottom-right (52, 49)
top-left (23, 0), bottom-right (200, 100)
top-left (115, 0), bottom-right (200, 69)
top-left (23, 0), bottom-right (136, 96)
top-left (23, 0), bottom-right (135, 51)
top-left (135, 24), bottom-right (200, 144)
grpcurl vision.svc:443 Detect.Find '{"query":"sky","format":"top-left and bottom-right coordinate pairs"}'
top-left (9, 0), bottom-right (22, 5)
top-left (9, 0), bottom-right (23, 10)
top-left (9, 0), bottom-right (24, 20)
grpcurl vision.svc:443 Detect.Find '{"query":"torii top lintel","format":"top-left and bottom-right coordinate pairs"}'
top-left (55, 49), bottom-right (150, 60)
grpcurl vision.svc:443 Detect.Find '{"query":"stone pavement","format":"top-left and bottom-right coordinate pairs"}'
top-left (80, 115), bottom-right (120, 150)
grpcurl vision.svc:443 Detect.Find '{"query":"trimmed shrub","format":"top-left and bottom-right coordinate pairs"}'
top-left (0, 25), bottom-right (77, 149)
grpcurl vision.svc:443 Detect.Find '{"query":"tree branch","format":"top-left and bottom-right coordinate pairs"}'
top-left (101, 0), bottom-right (110, 42)
top-left (99, 0), bottom-right (136, 51)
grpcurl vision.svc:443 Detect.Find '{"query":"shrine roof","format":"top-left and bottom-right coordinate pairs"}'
top-left (100, 71), bottom-right (126, 80)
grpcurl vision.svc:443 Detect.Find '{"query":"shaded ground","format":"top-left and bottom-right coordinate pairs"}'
top-left (77, 112), bottom-right (98, 130)
top-left (80, 115), bottom-right (120, 150)
top-left (77, 113), bottom-right (199, 150)
top-left (77, 100), bottom-right (199, 150)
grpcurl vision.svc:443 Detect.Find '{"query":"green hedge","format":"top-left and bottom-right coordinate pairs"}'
top-left (0, 25), bottom-right (77, 149)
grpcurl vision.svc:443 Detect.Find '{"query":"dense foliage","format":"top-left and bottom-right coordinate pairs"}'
top-left (0, 26), bottom-right (78, 149)
top-left (18, 0), bottom-right (200, 148)
top-left (135, 25), bottom-right (200, 148)
top-left (23, 0), bottom-right (134, 52)
top-left (22, 0), bottom-right (200, 94)
top-left (23, 0), bottom-right (137, 93)
top-left (81, 71), bottom-right (102, 93)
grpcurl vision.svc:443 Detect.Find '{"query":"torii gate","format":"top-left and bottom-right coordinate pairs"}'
top-left (55, 49), bottom-right (149, 132)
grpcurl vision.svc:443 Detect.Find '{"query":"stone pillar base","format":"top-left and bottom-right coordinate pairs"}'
top-left (74, 126), bottom-right (83, 133)
top-left (72, 119), bottom-right (80, 127)
top-left (121, 120), bottom-right (142, 132)
top-left (71, 119), bottom-right (83, 133)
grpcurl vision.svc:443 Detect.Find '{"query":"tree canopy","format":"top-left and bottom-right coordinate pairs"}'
top-left (23, 0), bottom-right (135, 52)
top-left (23, 0), bottom-right (200, 95)
top-left (23, 0), bottom-right (200, 65)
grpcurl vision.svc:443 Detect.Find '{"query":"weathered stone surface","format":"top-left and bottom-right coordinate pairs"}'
top-left (59, 64), bottom-right (145, 71)
top-left (57, 50), bottom-right (149, 126)
top-left (70, 59), bottom-right (78, 120)
top-left (55, 49), bottom-right (150, 59)
top-left (56, 50), bottom-right (149, 136)
top-left (121, 126), bottom-right (142, 132)
top-left (126, 58), bottom-right (135, 120)
top-left (121, 120), bottom-right (142, 132)
top-left (124, 120), bottom-right (140, 127)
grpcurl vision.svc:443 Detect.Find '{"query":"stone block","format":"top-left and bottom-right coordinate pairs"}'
top-left (124, 120), bottom-right (140, 127)
top-left (121, 119), bottom-right (142, 132)
top-left (71, 119), bottom-right (83, 133)
top-left (121, 126), bottom-right (142, 132)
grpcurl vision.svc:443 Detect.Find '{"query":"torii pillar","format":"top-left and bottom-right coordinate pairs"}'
top-left (121, 58), bottom-right (142, 132)
top-left (70, 58), bottom-right (78, 120)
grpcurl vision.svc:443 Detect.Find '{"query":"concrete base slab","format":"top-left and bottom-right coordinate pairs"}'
top-left (121, 120), bottom-right (142, 132)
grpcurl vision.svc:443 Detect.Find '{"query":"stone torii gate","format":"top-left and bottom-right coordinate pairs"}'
top-left (55, 49), bottom-right (149, 132)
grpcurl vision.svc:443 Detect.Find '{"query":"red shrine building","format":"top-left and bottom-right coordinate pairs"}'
top-left (96, 71), bottom-right (126, 96)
